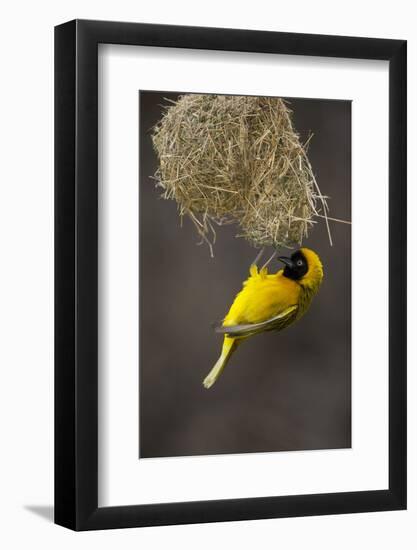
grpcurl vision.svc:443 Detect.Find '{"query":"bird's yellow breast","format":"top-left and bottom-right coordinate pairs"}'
top-left (223, 265), bottom-right (301, 326)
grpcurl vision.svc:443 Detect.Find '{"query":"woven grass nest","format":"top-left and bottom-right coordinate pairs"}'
top-left (152, 94), bottom-right (330, 255)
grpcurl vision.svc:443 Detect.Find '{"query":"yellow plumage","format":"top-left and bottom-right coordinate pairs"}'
top-left (203, 247), bottom-right (324, 388)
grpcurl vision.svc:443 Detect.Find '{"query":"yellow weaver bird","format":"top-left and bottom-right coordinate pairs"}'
top-left (203, 247), bottom-right (324, 389)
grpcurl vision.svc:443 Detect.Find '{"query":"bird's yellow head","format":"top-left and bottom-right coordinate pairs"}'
top-left (278, 247), bottom-right (324, 289)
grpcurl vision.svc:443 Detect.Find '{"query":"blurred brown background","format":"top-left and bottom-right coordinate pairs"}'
top-left (139, 91), bottom-right (351, 458)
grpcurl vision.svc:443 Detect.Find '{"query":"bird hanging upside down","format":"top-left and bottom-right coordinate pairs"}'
top-left (203, 247), bottom-right (324, 389)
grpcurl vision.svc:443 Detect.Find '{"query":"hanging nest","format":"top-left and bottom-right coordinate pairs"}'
top-left (151, 94), bottom-right (330, 255)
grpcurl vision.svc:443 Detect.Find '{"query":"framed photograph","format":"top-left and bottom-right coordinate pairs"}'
top-left (55, 19), bottom-right (406, 530)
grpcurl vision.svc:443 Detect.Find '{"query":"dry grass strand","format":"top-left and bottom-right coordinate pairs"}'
top-left (152, 94), bottom-right (331, 252)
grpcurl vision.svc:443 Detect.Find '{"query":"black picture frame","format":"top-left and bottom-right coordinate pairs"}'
top-left (55, 19), bottom-right (407, 531)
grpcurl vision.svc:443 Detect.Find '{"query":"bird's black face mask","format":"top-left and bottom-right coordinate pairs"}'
top-left (278, 250), bottom-right (308, 280)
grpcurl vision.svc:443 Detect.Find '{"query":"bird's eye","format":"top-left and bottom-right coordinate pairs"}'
top-left (296, 260), bottom-right (303, 267)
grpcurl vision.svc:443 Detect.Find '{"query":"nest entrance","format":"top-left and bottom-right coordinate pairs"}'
top-left (152, 94), bottom-right (330, 255)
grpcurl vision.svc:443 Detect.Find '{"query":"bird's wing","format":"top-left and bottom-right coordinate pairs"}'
top-left (215, 305), bottom-right (298, 337)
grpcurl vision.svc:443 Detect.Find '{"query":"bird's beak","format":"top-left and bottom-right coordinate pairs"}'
top-left (278, 256), bottom-right (294, 269)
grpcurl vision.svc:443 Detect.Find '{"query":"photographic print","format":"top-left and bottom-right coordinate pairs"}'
top-left (55, 21), bottom-right (406, 529)
top-left (139, 91), bottom-right (351, 459)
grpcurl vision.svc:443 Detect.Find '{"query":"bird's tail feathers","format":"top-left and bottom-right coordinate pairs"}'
top-left (203, 338), bottom-right (237, 389)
